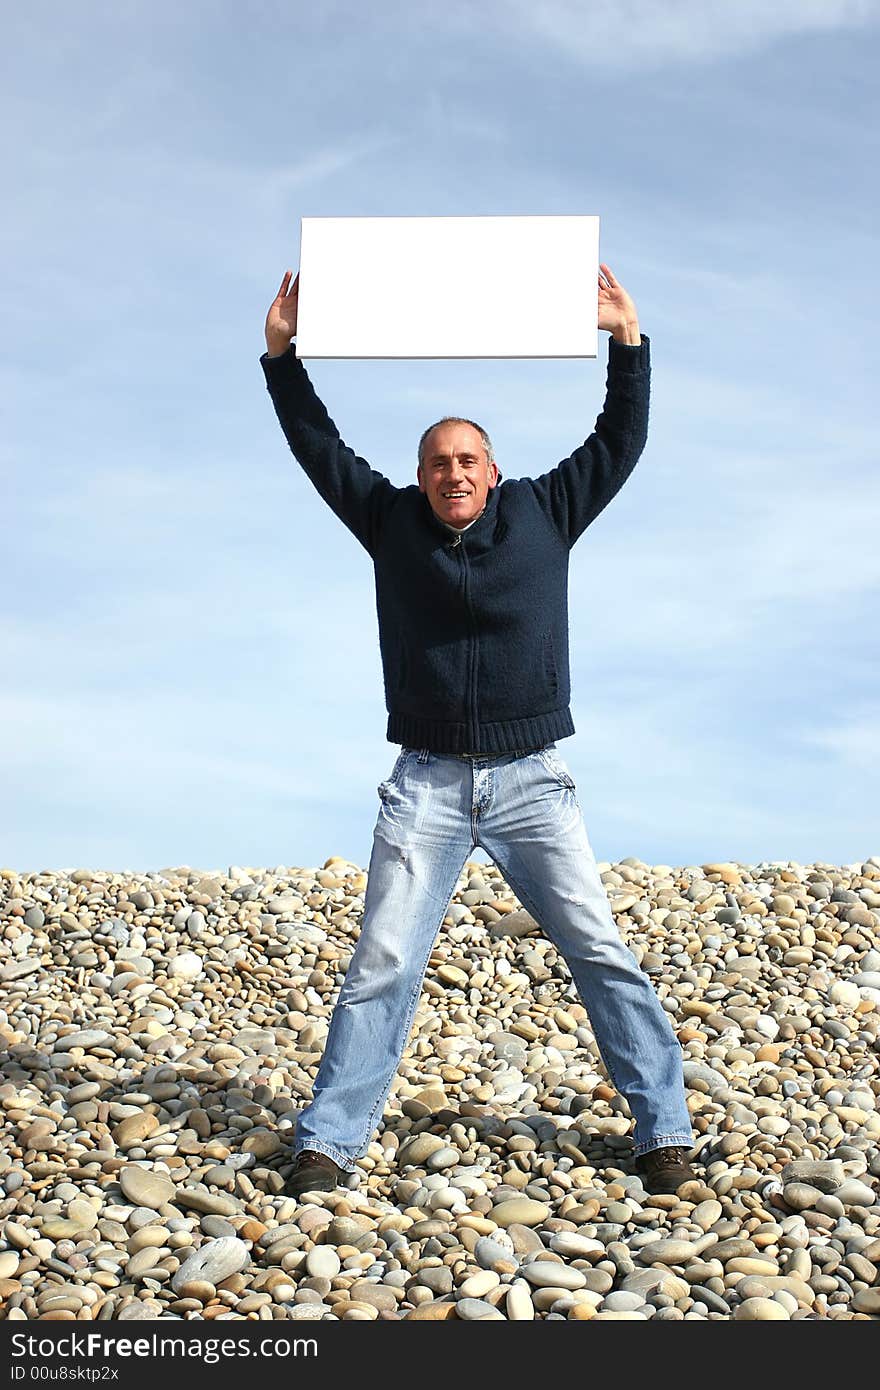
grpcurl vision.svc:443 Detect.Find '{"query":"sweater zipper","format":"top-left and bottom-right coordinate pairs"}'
top-left (457, 539), bottom-right (478, 748)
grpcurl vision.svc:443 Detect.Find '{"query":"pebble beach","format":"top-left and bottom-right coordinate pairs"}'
top-left (1, 855), bottom-right (879, 1323)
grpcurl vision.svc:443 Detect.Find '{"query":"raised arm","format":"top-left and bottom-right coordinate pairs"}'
top-left (528, 264), bottom-right (650, 547)
top-left (260, 270), bottom-right (397, 557)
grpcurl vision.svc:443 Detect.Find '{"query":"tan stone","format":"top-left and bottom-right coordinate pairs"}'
top-left (734, 1298), bottom-right (789, 1320)
top-left (568, 1302), bottom-right (597, 1319)
top-left (405, 1302), bottom-right (457, 1320)
top-left (113, 1112), bottom-right (160, 1149)
top-left (491, 1199), bottom-right (550, 1228)
top-left (241, 1130), bottom-right (281, 1158)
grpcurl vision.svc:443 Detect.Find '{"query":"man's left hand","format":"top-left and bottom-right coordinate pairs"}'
top-left (598, 263), bottom-right (641, 345)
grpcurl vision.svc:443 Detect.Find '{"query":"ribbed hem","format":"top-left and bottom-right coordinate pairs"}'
top-left (608, 333), bottom-right (650, 373)
top-left (386, 707), bottom-right (575, 754)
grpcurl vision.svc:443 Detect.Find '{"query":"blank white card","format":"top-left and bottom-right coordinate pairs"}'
top-left (295, 215), bottom-right (599, 359)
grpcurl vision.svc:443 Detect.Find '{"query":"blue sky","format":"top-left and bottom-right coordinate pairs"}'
top-left (3, 1), bottom-right (879, 874)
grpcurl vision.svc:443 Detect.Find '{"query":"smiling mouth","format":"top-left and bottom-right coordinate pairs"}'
top-left (442, 491), bottom-right (470, 499)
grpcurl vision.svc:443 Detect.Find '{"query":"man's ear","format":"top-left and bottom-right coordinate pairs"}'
top-left (417, 464), bottom-right (426, 493)
top-left (487, 461), bottom-right (500, 489)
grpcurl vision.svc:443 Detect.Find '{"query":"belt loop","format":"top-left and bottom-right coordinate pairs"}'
top-left (417, 748), bottom-right (430, 763)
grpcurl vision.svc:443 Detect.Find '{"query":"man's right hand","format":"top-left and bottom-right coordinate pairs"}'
top-left (265, 270), bottom-right (299, 356)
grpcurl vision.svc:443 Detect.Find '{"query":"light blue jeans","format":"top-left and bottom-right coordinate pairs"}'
top-left (294, 744), bottom-right (692, 1169)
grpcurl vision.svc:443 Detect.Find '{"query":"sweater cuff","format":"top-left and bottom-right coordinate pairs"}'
top-left (608, 333), bottom-right (650, 372)
top-left (260, 343), bottom-right (300, 376)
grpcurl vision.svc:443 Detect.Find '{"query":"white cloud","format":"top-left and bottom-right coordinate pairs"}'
top-left (321, 0), bottom-right (878, 67)
top-left (499, 0), bottom-right (879, 70)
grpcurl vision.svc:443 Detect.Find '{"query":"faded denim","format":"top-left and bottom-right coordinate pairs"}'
top-left (294, 745), bottom-right (693, 1169)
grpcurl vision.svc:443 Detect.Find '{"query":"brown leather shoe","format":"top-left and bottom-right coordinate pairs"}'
top-left (285, 1149), bottom-right (346, 1197)
top-left (635, 1145), bottom-right (697, 1194)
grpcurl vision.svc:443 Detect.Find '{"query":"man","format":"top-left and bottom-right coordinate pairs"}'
top-left (261, 262), bottom-right (695, 1196)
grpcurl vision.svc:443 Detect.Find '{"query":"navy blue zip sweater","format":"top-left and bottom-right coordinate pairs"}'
top-left (261, 336), bottom-right (650, 754)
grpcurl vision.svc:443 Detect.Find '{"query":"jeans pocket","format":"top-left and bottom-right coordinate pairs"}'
top-left (377, 749), bottom-right (411, 802)
top-left (538, 746), bottom-right (576, 790)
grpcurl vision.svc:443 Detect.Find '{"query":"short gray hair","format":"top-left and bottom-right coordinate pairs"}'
top-left (417, 416), bottom-right (495, 468)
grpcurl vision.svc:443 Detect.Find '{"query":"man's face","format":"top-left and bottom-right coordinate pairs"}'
top-left (417, 421), bottom-right (499, 528)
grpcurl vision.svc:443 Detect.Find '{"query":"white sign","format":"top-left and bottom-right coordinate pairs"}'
top-left (296, 215), bottom-right (600, 359)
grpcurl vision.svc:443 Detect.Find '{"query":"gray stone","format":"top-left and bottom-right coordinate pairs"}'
top-left (780, 1160), bottom-right (845, 1192)
top-left (455, 1297), bottom-right (505, 1320)
top-left (783, 1183), bottom-right (823, 1211)
top-left (418, 1266), bottom-right (453, 1295)
top-left (171, 1236), bottom-right (249, 1292)
top-left (172, 1188), bottom-right (240, 1217)
top-left (836, 1180), bottom-right (877, 1207)
top-left (521, 1261), bottom-right (586, 1290)
top-left (1, 959), bottom-right (41, 981)
top-left (52, 1030), bottom-right (113, 1051)
top-left (426, 1145), bottom-right (461, 1171)
top-left (602, 1291), bottom-right (647, 1312)
top-left (119, 1167), bottom-right (175, 1209)
top-left (682, 1061), bottom-right (728, 1092)
top-left (474, 1235), bottom-right (517, 1270)
top-left (638, 1239), bottom-right (700, 1266)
